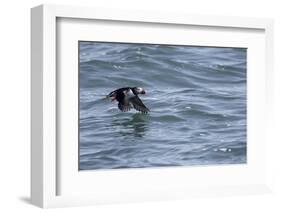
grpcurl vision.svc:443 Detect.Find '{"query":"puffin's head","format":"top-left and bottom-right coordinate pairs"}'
top-left (133, 87), bottom-right (146, 95)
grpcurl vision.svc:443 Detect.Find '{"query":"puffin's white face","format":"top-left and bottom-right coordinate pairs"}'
top-left (135, 87), bottom-right (146, 94)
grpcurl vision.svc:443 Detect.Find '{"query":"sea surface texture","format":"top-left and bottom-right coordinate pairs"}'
top-left (79, 41), bottom-right (247, 170)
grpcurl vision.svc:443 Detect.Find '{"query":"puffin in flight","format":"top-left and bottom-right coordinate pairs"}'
top-left (106, 87), bottom-right (150, 113)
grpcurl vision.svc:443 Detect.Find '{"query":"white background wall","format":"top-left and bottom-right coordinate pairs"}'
top-left (0, 0), bottom-right (280, 212)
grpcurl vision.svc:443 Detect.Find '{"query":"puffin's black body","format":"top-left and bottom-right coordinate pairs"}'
top-left (107, 87), bottom-right (149, 113)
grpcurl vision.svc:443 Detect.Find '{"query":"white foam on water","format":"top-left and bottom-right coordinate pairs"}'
top-left (219, 148), bottom-right (228, 152)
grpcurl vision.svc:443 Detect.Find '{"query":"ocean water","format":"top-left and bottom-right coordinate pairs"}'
top-left (79, 41), bottom-right (247, 170)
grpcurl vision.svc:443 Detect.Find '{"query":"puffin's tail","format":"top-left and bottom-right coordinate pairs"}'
top-left (102, 95), bottom-right (110, 100)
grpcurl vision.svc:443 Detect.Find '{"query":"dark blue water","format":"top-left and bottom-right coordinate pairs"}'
top-left (79, 41), bottom-right (247, 170)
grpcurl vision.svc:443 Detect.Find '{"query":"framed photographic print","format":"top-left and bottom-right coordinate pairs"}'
top-left (31, 4), bottom-right (274, 208)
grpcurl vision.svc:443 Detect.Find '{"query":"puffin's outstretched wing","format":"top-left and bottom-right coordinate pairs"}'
top-left (118, 101), bottom-right (132, 112)
top-left (129, 96), bottom-right (150, 113)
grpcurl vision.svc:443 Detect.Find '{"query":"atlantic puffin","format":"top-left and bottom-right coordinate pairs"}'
top-left (106, 87), bottom-right (150, 113)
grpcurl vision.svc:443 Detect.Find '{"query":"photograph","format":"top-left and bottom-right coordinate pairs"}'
top-left (79, 41), bottom-right (247, 170)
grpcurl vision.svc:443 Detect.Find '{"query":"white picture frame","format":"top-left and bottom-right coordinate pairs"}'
top-left (31, 4), bottom-right (274, 208)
